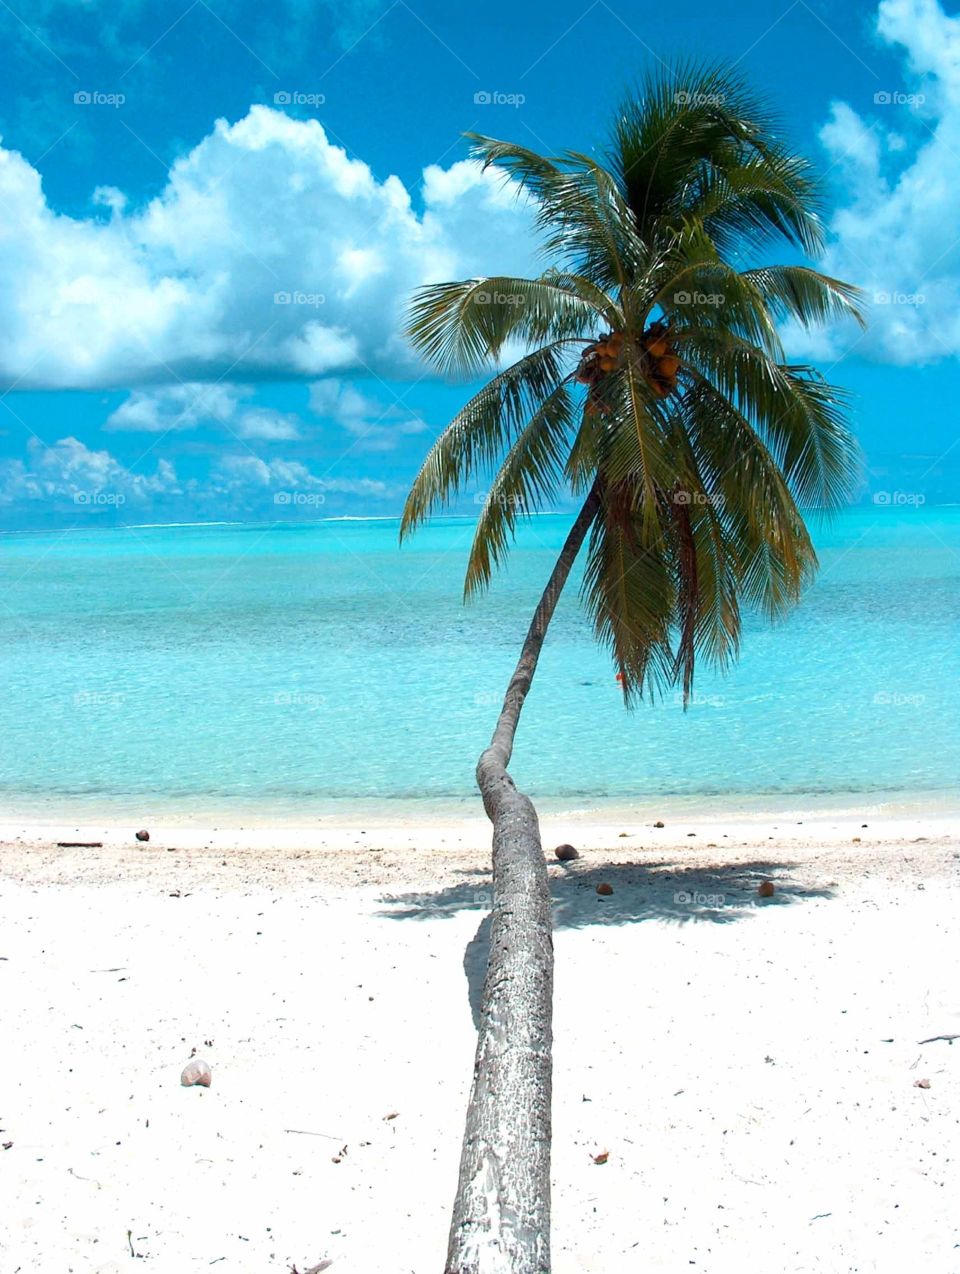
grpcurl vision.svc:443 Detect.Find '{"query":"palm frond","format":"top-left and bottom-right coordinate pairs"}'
top-left (465, 381), bottom-right (576, 596)
top-left (678, 328), bottom-right (861, 509)
top-left (400, 342), bottom-right (573, 537)
top-left (740, 265), bottom-right (866, 329)
top-left (581, 481), bottom-right (675, 702)
top-left (607, 62), bottom-right (825, 255)
top-left (405, 275), bottom-right (603, 376)
top-left (467, 135), bottom-right (651, 291)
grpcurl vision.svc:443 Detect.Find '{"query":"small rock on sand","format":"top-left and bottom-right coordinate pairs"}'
top-left (181, 1059), bottom-right (212, 1088)
top-left (135, 829), bottom-right (150, 842)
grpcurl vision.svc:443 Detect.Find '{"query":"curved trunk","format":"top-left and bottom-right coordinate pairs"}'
top-left (445, 480), bottom-right (603, 1274)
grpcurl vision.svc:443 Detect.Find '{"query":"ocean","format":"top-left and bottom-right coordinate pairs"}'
top-left (0, 507), bottom-right (957, 819)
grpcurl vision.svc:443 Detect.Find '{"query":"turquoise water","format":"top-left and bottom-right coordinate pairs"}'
top-left (0, 509), bottom-right (958, 816)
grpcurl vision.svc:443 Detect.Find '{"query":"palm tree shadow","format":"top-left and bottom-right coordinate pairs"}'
top-left (464, 913), bottom-right (493, 1030)
top-left (379, 859), bottom-right (836, 1029)
top-left (547, 859), bottom-right (835, 928)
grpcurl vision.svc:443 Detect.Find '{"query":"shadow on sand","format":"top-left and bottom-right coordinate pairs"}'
top-left (378, 858), bottom-right (836, 1029)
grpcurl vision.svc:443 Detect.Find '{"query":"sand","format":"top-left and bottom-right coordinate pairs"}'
top-left (1, 803), bottom-right (958, 1272)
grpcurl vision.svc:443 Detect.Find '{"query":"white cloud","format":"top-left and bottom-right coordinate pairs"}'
top-left (789, 0), bottom-right (960, 364)
top-left (308, 378), bottom-right (428, 451)
top-left (0, 435), bottom-right (395, 520)
top-left (0, 108), bottom-right (536, 390)
top-left (0, 437), bottom-right (179, 506)
top-left (105, 384), bottom-right (304, 441)
top-left (105, 383), bottom-right (248, 432)
top-left (213, 454), bottom-right (392, 499)
top-left (234, 408), bottom-right (303, 440)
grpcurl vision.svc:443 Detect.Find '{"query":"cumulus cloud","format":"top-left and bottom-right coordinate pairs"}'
top-left (104, 382), bottom-right (304, 440)
top-left (0, 436), bottom-right (179, 507)
top-left (308, 379), bottom-right (428, 451)
top-left (233, 408), bottom-right (303, 441)
top-left (788, 0), bottom-right (960, 364)
top-left (0, 434), bottom-right (396, 523)
top-left (213, 453), bottom-right (390, 498)
top-left (105, 383), bottom-right (248, 432)
top-left (0, 108), bottom-right (536, 391)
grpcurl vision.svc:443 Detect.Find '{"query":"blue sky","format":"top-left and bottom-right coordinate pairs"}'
top-left (1, 0), bottom-right (959, 528)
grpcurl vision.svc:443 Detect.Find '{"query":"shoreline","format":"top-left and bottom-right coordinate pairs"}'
top-left (1, 784), bottom-right (957, 833)
top-left (1, 797), bottom-right (955, 895)
top-left (0, 784), bottom-right (952, 866)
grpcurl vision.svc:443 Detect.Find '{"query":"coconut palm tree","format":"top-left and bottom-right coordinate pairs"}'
top-left (401, 64), bottom-right (864, 1274)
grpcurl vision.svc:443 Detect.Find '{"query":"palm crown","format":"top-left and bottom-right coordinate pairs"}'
top-left (401, 64), bottom-right (864, 702)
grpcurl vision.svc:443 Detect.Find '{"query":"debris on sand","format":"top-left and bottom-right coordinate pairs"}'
top-left (180, 1059), bottom-right (212, 1088)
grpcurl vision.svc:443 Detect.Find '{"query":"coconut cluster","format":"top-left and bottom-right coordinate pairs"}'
top-left (640, 323), bottom-right (680, 398)
top-left (574, 325), bottom-right (681, 398)
top-left (574, 331), bottom-right (625, 387)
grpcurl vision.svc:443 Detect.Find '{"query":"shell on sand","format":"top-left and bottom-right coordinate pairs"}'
top-left (181, 1059), bottom-right (212, 1088)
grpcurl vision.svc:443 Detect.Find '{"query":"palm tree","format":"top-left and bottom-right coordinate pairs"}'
top-left (401, 64), bottom-right (864, 1274)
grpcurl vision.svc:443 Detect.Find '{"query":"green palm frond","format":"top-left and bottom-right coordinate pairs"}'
top-left (467, 135), bottom-right (653, 290)
top-left (684, 150), bottom-right (827, 258)
top-left (678, 328), bottom-right (860, 509)
top-left (648, 243), bottom-right (783, 355)
top-left (581, 481), bottom-right (675, 702)
top-left (464, 381), bottom-right (575, 596)
top-left (608, 62), bottom-right (825, 256)
top-left (405, 275), bottom-right (604, 376)
top-left (740, 265), bottom-right (865, 329)
top-left (680, 378), bottom-right (819, 616)
top-left (400, 342), bottom-right (573, 537)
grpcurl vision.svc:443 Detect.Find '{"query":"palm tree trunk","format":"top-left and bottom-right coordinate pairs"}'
top-left (445, 479), bottom-right (603, 1274)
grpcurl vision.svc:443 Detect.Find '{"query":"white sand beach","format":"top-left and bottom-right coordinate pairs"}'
top-left (1, 804), bottom-right (958, 1273)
